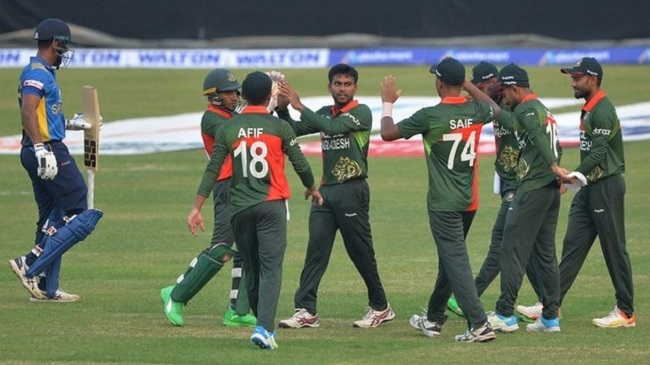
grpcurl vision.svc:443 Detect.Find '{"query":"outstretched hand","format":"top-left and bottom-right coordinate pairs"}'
top-left (279, 81), bottom-right (305, 112)
top-left (380, 75), bottom-right (403, 104)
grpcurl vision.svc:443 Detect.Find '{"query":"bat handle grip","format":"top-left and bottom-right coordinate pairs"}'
top-left (87, 169), bottom-right (95, 209)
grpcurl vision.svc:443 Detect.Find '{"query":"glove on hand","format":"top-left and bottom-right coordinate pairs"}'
top-left (66, 113), bottom-right (104, 130)
top-left (265, 71), bottom-right (286, 113)
top-left (34, 143), bottom-right (58, 180)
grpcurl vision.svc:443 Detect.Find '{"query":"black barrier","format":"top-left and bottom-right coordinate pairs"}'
top-left (0, 0), bottom-right (646, 43)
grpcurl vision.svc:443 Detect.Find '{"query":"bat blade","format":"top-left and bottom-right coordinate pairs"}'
top-left (82, 86), bottom-right (100, 171)
top-left (82, 86), bottom-right (100, 208)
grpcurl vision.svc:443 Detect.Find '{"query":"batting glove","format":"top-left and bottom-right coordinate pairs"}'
top-left (66, 113), bottom-right (103, 130)
top-left (34, 143), bottom-right (58, 180)
top-left (265, 71), bottom-right (285, 113)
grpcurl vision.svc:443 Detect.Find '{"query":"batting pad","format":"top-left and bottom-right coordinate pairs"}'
top-left (27, 209), bottom-right (103, 277)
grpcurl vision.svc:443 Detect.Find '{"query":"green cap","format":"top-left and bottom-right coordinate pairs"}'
top-left (429, 57), bottom-right (465, 86)
top-left (561, 57), bottom-right (603, 80)
top-left (471, 61), bottom-right (498, 85)
top-left (495, 63), bottom-right (530, 89)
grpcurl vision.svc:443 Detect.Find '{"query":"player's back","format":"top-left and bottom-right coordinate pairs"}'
top-left (218, 110), bottom-right (294, 214)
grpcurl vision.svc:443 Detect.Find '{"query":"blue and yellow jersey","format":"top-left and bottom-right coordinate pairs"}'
top-left (18, 56), bottom-right (66, 146)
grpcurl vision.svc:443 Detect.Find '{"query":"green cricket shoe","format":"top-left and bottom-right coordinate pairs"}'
top-left (447, 297), bottom-right (466, 318)
top-left (223, 306), bottom-right (257, 327)
top-left (161, 285), bottom-right (185, 326)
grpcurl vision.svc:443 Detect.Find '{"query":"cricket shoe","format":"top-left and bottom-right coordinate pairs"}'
top-left (446, 297), bottom-right (466, 318)
top-left (487, 311), bottom-right (519, 333)
top-left (30, 289), bottom-right (80, 303)
top-left (278, 308), bottom-right (320, 328)
top-left (223, 305), bottom-right (257, 327)
top-left (9, 256), bottom-right (44, 299)
top-left (516, 302), bottom-right (562, 322)
top-left (526, 316), bottom-right (561, 332)
top-left (592, 307), bottom-right (636, 328)
top-left (454, 322), bottom-right (496, 343)
top-left (251, 325), bottom-right (278, 350)
top-left (160, 285), bottom-right (185, 326)
top-left (409, 311), bottom-right (442, 338)
top-left (353, 303), bottom-right (395, 328)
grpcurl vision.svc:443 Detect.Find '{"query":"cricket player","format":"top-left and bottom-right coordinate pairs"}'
top-left (518, 57), bottom-right (635, 328)
top-left (9, 18), bottom-right (103, 302)
top-left (487, 63), bottom-right (570, 333)
top-left (276, 64), bottom-right (394, 329)
top-left (160, 69), bottom-right (256, 328)
top-left (447, 62), bottom-right (542, 319)
top-left (187, 71), bottom-right (322, 350)
top-left (379, 57), bottom-right (499, 343)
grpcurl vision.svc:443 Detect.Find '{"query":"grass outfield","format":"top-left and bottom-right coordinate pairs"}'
top-left (0, 66), bottom-right (649, 364)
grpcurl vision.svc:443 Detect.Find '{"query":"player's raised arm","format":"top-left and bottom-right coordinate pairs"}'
top-left (379, 75), bottom-right (403, 141)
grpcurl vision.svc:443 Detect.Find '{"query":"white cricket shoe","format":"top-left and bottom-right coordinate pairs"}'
top-left (353, 303), bottom-right (395, 328)
top-left (516, 302), bottom-right (542, 321)
top-left (278, 308), bottom-right (320, 328)
top-left (9, 256), bottom-right (44, 299)
top-left (30, 289), bottom-right (80, 303)
top-left (592, 307), bottom-right (636, 328)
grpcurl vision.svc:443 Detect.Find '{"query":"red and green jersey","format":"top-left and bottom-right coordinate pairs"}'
top-left (575, 90), bottom-right (625, 183)
top-left (200, 105), bottom-right (234, 181)
top-left (197, 106), bottom-right (315, 215)
top-left (277, 100), bottom-right (371, 185)
top-left (396, 96), bottom-right (495, 211)
top-left (493, 109), bottom-right (520, 188)
top-left (511, 94), bottom-right (562, 192)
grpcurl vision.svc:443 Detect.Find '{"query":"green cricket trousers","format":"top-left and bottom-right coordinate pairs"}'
top-left (559, 174), bottom-right (634, 315)
top-left (293, 178), bottom-right (388, 314)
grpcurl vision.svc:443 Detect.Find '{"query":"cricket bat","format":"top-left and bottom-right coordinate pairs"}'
top-left (82, 86), bottom-right (101, 209)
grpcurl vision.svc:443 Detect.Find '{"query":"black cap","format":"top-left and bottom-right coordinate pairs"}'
top-left (33, 18), bottom-right (72, 43)
top-left (242, 71), bottom-right (272, 104)
top-left (561, 57), bottom-right (603, 80)
top-left (429, 57), bottom-right (465, 86)
top-left (471, 61), bottom-right (499, 85)
top-left (493, 63), bottom-right (530, 91)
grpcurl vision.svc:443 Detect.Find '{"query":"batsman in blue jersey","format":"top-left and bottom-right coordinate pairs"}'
top-left (9, 18), bottom-right (103, 302)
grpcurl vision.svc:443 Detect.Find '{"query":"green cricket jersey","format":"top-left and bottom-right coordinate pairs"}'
top-left (511, 94), bottom-right (562, 192)
top-left (575, 90), bottom-right (625, 183)
top-left (197, 105), bottom-right (315, 215)
top-left (396, 96), bottom-right (495, 211)
top-left (200, 105), bottom-right (234, 181)
top-left (277, 100), bottom-right (371, 185)
top-left (493, 109), bottom-right (519, 187)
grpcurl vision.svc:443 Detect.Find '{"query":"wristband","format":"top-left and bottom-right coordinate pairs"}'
top-left (381, 102), bottom-right (393, 118)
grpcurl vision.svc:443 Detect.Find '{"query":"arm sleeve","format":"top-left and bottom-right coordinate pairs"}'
top-left (576, 108), bottom-right (615, 175)
top-left (276, 108), bottom-right (319, 136)
top-left (300, 105), bottom-right (371, 135)
top-left (281, 122), bottom-right (315, 188)
top-left (196, 127), bottom-right (229, 197)
top-left (396, 108), bottom-right (430, 140)
top-left (519, 108), bottom-right (557, 165)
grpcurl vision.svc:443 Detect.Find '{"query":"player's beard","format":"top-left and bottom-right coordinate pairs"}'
top-left (574, 88), bottom-right (588, 99)
top-left (333, 92), bottom-right (352, 107)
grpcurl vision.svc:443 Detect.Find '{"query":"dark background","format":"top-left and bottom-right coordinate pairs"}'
top-left (0, 0), bottom-right (647, 43)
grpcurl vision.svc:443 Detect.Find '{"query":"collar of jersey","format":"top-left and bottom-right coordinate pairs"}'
top-left (241, 105), bottom-right (269, 114)
top-left (521, 93), bottom-right (538, 103)
top-left (331, 100), bottom-right (359, 116)
top-left (583, 90), bottom-right (607, 112)
top-left (440, 96), bottom-right (467, 104)
top-left (30, 56), bottom-right (54, 72)
top-left (207, 104), bottom-right (234, 118)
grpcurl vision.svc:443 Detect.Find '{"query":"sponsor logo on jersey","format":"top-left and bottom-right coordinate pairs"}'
top-left (23, 79), bottom-right (44, 90)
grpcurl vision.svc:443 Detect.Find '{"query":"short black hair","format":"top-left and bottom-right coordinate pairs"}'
top-left (328, 63), bottom-right (358, 84)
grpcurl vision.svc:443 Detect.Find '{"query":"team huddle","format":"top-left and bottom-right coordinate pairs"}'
top-left (10, 18), bottom-right (635, 351)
